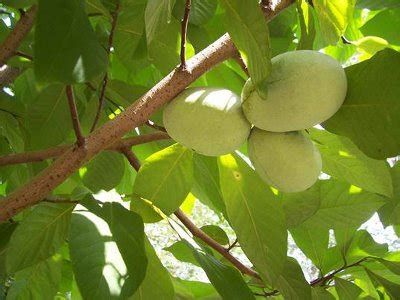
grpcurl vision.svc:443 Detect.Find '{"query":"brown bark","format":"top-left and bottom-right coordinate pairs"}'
top-left (0, 0), bottom-right (295, 222)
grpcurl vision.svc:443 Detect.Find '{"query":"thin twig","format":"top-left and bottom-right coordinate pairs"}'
top-left (120, 147), bottom-right (141, 172)
top-left (145, 120), bottom-right (167, 132)
top-left (0, 5), bottom-right (37, 66)
top-left (227, 239), bottom-right (238, 251)
top-left (90, 2), bottom-right (121, 132)
top-left (310, 257), bottom-right (368, 286)
top-left (341, 36), bottom-right (353, 45)
top-left (179, 0), bottom-right (191, 69)
top-left (0, 131), bottom-right (170, 166)
top-left (0, 0), bottom-right (295, 225)
top-left (85, 82), bottom-right (122, 109)
top-left (14, 51), bottom-right (33, 60)
top-left (65, 86), bottom-right (85, 147)
top-left (174, 209), bottom-right (261, 279)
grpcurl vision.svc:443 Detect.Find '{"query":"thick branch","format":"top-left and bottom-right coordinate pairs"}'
top-left (0, 65), bottom-right (22, 88)
top-left (0, 131), bottom-right (170, 166)
top-left (120, 147), bottom-right (141, 172)
top-left (90, 2), bottom-right (121, 132)
top-left (0, 5), bottom-right (37, 66)
top-left (0, 0), bottom-right (294, 222)
top-left (174, 209), bottom-right (260, 279)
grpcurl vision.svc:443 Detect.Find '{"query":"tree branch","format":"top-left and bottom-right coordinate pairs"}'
top-left (174, 209), bottom-right (261, 279)
top-left (0, 65), bottom-right (22, 88)
top-left (0, 131), bottom-right (170, 167)
top-left (0, 5), bottom-right (37, 66)
top-left (90, 2), bottom-right (121, 132)
top-left (310, 257), bottom-right (368, 286)
top-left (65, 85), bottom-right (85, 147)
top-left (180, 0), bottom-right (191, 69)
top-left (121, 148), bottom-right (261, 280)
top-left (0, 0), bottom-right (295, 222)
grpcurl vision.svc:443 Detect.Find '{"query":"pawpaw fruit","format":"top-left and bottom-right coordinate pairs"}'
top-left (242, 50), bottom-right (347, 132)
top-left (164, 88), bottom-right (251, 156)
top-left (248, 128), bottom-right (322, 192)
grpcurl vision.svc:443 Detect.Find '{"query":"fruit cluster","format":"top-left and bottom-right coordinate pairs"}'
top-left (163, 50), bottom-right (347, 192)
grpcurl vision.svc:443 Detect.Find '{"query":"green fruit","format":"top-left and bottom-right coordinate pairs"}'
top-left (242, 50), bottom-right (347, 132)
top-left (248, 128), bottom-right (322, 192)
top-left (163, 88), bottom-right (251, 156)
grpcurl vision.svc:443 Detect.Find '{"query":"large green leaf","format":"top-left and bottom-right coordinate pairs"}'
top-left (81, 151), bottom-right (125, 192)
top-left (379, 163), bottom-right (400, 226)
top-left (218, 154), bottom-right (287, 285)
top-left (335, 277), bottom-right (363, 299)
top-left (313, 0), bottom-right (355, 44)
top-left (6, 202), bottom-right (74, 274)
top-left (133, 143), bottom-right (194, 215)
top-left (114, 0), bottom-right (147, 63)
top-left (290, 226), bottom-right (329, 269)
top-left (283, 179), bottom-right (385, 230)
top-left (130, 239), bottom-right (175, 300)
top-left (192, 154), bottom-right (226, 215)
top-left (275, 258), bottom-right (312, 300)
top-left (145, 0), bottom-right (175, 44)
top-left (296, 0), bottom-right (316, 50)
top-left (100, 202), bottom-right (147, 297)
top-left (311, 287), bottom-right (335, 299)
top-left (356, 0), bottom-right (400, 9)
top-left (6, 256), bottom-right (62, 300)
top-left (324, 49), bottom-right (400, 159)
top-left (345, 230), bottom-right (388, 263)
top-left (173, 0), bottom-right (217, 26)
top-left (34, 0), bottom-right (108, 84)
top-left (0, 111), bottom-right (23, 153)
top-left (361, 9), bottom-right (400, 45)
top-left (0, 222), bottom-right (17, 280)
top-left (172, 278), bottom-right (219, 300)
top-left (220, 0), bottom-right (271, 97)
top-left (26, 85), bottom-right (72, 150)
top-left (164, 240), bottom-right (199, 266)
top-left (188, 243), bottom-right (255, 300)
top-left (69, 209), bottom-right (131, 299)
top-left (310, 128), bottom-right (393, 197)
top-left (365, 268), bottom-right (400, 299)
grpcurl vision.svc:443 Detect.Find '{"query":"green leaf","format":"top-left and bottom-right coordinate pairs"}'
top-left (283, 179), bottom-right (385, 230)
top-left (1, 0), bottom-right (35, 8)
top-left (296, 0), bottom-right (316, 50)
top-left (378, 163), bottom-right (400, 226)
top-left (356, 0), bottom-right (400, 10)
top-left (310, 128), bottom-right (393, 197)
top-left (200, 225), bottom-right (229, 246)
top-left (69, 209), bottom-right (132, 299)
top-left (81, 151), bottom-right (125, 192)
top-left (311, 287), bottom-right (335, 299)
top-left (275, 258), bottom-right (312, 300)
top-left (375, 258), bottom-right (400, 275)
top-left (324, 49), bottom-right (400, 159)
top-left (164, 240), bottom-right (199, 266)
top-left (218, 154), bottom-right (287, 284)
top-left (346, 230), bottom-right (388, 262)
top-left (220, 0), bottom-right (271, 98)
top-left (290, 226), bottom-right (329, 269)
top-left (335, 277), bottom-right (363, 300)
top-left (173, 277), bottom-right (219, 300)
top-left (133, 144), bottom-right (194, 215)
top-left (0, 222), bottom-right (17, 280)
top-left (145, 0), bottom-right (175, 44)
top-left (6, 256), bottom-right (62, 300)
top-left (100, 203), bottom-right (147, 297)
top-left (361, 9), bottom-right (400, 45)
top-left (6, 202), bottom-right (74, 274)
top-left (0, 111), bottom-right (24, 153)
top-left (25, 85), bottom-right (72, 150)
top-left (313, 0), bottom-right (355, 45)
top-left (188, 243), bottom-right (255, 300)
top-left (34, 0), bottom-right (108, 84)
top-left (365, 268), bottom-right (400, 299)
top-left (114, 0), bottom-right (147, 63)
top-left (192, 154), bottom-right (226, 215)
top-left (173, 0), bottom-right (217, 26)
top-left (131, 238), bottom-right (175, 300)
